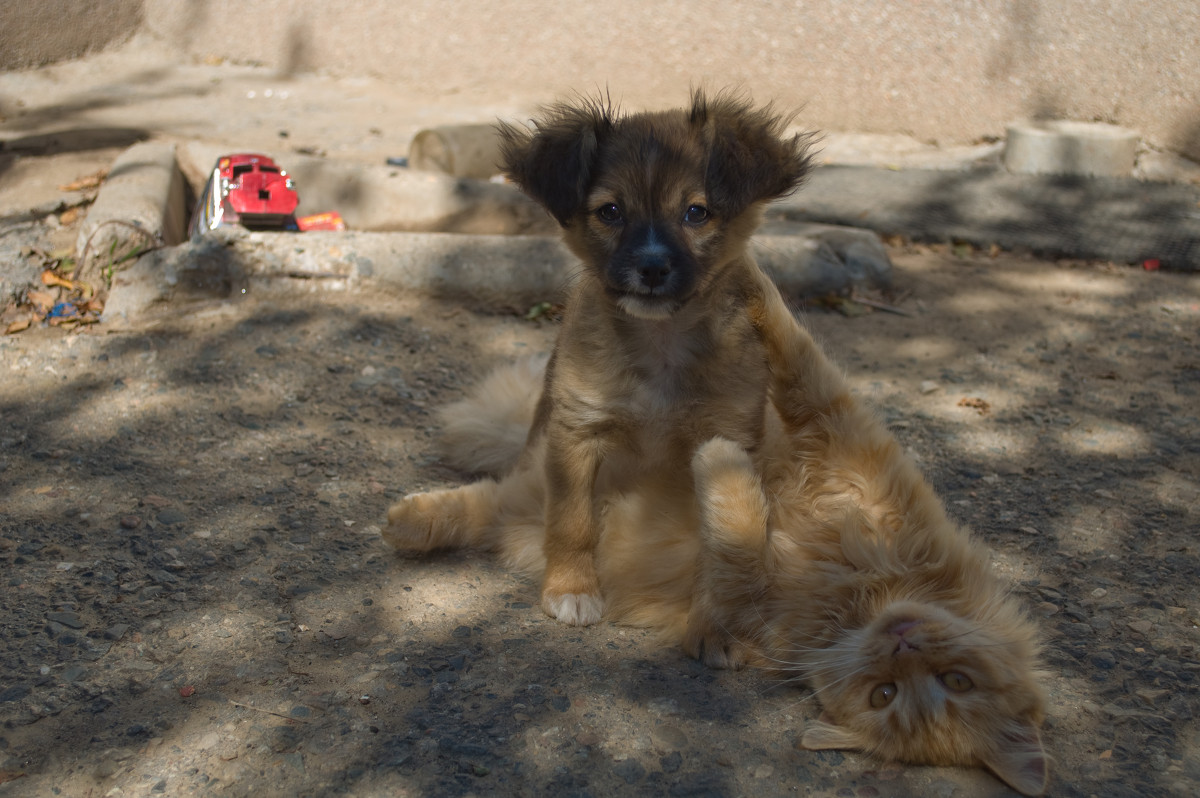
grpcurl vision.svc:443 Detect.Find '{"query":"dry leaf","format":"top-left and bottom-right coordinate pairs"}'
top-left (4, 318), bottom-right (32, 335)
top-left (957, 397), bottom-right (992, 415)
top-left (58, 169), bottom-right (108, 192)
top-left (58, 206), bottom-right (83, 226)
top-left (41, 270), bottom-right (78, 290)
top-left (26, 290), bottom-right (57, 314)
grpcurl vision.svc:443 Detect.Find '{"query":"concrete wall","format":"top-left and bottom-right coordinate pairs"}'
top-left (20, 1), bottom-right (1200, 159)
top-left (0, 1), bottom-right (143, 70)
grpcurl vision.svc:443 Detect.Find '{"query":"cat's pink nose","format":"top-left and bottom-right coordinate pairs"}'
top-left (889, 619), bottom-right (922, 638)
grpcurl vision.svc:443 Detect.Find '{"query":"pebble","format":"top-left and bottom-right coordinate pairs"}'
top-left (156, 509), bottom-right (187, 526)
top-left (119, 516), bottom-right (142, 529)
top-left (753, 763), bottom-right (775, 778)
top-left (651, 723), bottom-right (688, 752)
top-left (47, 611), bottom-right (85, 629)
top-left (1128, 620), bottom-right (1154, 635)
top-left (104, 624), bottom-right (130, 641)
top-left (919, 380), bottom-right (940, 394)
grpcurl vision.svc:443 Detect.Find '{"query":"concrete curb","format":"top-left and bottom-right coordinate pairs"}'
top-left (775, 165), bottom-right (1200, 270)
top-left (75, 141), bottom-right (186, 277)
top-left (104, 225), bottom-right (893, 322)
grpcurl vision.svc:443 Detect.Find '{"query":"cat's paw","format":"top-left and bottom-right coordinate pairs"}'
top-left (683, 616), bottom-right (748, 670)
top-left (541, 591), bottom-right (605, 626)
top-left (383, 492), bottom-right (453, 551)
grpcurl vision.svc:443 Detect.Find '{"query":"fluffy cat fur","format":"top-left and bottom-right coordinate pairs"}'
top-left (384, 267), bottom-right (1049, 795)
top-left (385, 90), bottom-right (815, 625)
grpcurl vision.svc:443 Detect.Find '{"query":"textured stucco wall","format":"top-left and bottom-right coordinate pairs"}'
top-left (0, 1), bottom-right (143, 70)
top-left (16, 0), bottom-right (1200, 159)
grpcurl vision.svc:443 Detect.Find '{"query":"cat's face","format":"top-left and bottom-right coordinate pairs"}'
top-left (800, 600), bottom-right (1048, 796)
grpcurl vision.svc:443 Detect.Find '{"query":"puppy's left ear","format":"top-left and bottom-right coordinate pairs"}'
top-left (497, 98), bottom-right (615, 226)
top-left (691, 90), bottom-right (817, 217)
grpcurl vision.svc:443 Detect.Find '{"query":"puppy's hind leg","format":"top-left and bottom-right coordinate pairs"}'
top-left (683, 437), bottom-right (772, 669)
top-left (383, 479), bottom-right (501, 552)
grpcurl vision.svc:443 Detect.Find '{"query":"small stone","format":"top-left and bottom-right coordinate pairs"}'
top-left (1128, 620), bottom-right (1154, 635)
top-left (47, 611), bottom-right (86, 629)
top-left (0, 685), bottom-right (31, 703)
top-left (104, 624), bottom-right (130, 641)
top-left (156, 509), bottom-right (186, 526)
top-left (919, 380), bottom-right (940, 395)
top-left (1091, 587), bottom-right (1109, 599)
top-left (651, 724), bottom-right (688, 752)
top-left (119, 516), bottom-right (142, 530)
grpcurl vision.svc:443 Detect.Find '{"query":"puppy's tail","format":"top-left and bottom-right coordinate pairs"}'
top-left (438, 354), bottom-right (548, 475)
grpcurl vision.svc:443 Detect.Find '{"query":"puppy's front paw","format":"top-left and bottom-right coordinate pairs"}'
top-left (541, 591), bottom-right (605, 626)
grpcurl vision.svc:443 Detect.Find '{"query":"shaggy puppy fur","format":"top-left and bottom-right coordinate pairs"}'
top-left (385, 90), bottom-right (814, 626)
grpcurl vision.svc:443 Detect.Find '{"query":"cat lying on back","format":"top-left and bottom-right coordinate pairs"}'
top-left (384, 270), bottom-right (1048, 795)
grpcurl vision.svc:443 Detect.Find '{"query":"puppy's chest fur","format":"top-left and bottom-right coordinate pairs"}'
top-left (557, 308), bottom-right (768, 472)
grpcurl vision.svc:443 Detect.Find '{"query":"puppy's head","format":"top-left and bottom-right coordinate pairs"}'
top-left (498, 90), bottom-right (816, 319)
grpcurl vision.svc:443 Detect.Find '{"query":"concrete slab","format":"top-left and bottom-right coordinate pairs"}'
top-left (775, 165), bottom-right (1200, 270)
top-left (1004, 121), bottom-right (1139, 177)
top-left (103, 226), bottom-right (894, 322)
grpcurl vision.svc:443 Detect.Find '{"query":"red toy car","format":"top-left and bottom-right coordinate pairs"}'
top-left (189, 154), bottom-right (300, 237)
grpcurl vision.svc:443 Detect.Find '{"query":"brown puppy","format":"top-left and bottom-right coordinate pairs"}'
top-left (384, 90), bottom-right (814, 624)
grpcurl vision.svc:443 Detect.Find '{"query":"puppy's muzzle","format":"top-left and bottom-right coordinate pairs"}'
top-left (635, 243), bottom-right (672, 291)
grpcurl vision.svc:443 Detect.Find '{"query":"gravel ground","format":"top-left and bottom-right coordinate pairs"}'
top-left (1, 242), bottom-right (1199, 797)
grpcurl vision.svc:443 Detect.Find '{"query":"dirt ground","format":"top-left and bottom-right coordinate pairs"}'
top-left (3, 40), bottom-right (1200, 798)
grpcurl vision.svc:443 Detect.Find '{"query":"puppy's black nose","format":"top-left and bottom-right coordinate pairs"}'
top-left (637, 252), bottom-right (671, 288)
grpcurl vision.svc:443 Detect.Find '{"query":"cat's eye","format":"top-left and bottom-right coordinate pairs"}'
top-left (683, 204), bottom-right (710, 225)
top-left (869, 683), bottom-right (897, 708)
top-left (939, 672), bottom-right (974, 693)
top-left (596, 203), bottom-right (623, 224)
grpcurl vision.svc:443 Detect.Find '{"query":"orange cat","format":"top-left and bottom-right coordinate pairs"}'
top-left (385, 274), bottom-right (1048, 795)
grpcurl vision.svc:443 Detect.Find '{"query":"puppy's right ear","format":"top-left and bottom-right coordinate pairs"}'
top-left (497, 98), bottom-right (614, 226)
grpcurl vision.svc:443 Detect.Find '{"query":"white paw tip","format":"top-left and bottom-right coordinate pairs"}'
top-left (543, 593), bottom-right (604, 626)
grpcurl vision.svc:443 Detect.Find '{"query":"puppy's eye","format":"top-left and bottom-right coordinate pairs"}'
top-left (869, 683), bottom-right (897, 708)
top-left (596, 203), bottom-right (623, 224)
top-left (683, 205), bottom-right (709, 225)
top-left (939, 672), bottom-right (974, 693)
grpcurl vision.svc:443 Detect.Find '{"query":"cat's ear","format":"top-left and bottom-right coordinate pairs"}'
top-left (980, 719), bottom-right (1048, 796)
top-left (799, 714), bottom-right (866, 751)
